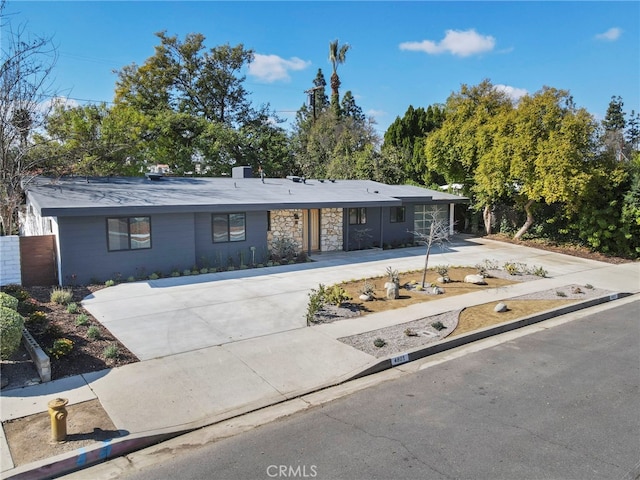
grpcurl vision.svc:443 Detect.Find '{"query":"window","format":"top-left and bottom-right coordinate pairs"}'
top-left (213, 213), bottom-right (246, 243)
top-left (349, 208), bottom-right (367, 225)
top-left (390, 206), bottom-right (406, 223)
top-left (107, 217), bottom-right (151, 251)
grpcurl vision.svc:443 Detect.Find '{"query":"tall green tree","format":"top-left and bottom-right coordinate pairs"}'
top-left (507, 88), bottom-right (599, 239)
top-left (425, 80), bottom-right (514, 233)
top-left (328, 40), bottom-right (350, 117)
top-left (383, 104), bottom-right (444, 185)
top-left (602, 95), bottom-right (627, 161)
top-left (112, 31), bottom-right (288, 175)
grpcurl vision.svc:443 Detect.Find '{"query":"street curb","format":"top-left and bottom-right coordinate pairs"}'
top-left (2, 291), bottom-right (634, 480)
top-left (347, 291), bottom-right (634, 381)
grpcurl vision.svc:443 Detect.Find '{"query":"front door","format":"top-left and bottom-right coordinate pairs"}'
top-left (302, 209), bottom-right (320, 252)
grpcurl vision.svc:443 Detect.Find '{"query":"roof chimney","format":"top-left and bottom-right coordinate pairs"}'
top-left (232, 166), bottom-right (253, 179)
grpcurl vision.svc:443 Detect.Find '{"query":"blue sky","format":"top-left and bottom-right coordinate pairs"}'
top-left (4, 1), bottom-right (639, 135)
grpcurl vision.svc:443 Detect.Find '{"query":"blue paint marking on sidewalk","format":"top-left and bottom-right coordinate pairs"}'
top-left (76, 448), bottom-right (87, 466)
top-left (99, 440), bottom-right (112, 459)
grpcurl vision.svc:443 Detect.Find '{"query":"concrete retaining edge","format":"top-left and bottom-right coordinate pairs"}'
top-left (21, 329), bottom-right (51, 383)
top-left (2, 291), bottom-right (634, 480)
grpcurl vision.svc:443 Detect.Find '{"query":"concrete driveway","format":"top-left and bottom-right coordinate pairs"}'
top-left (81, 236), bottom-right (639, 361)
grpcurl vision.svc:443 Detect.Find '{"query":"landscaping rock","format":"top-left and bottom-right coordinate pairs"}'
top-left (464, 274), bottom-right (487, 285)
top-left (359, 294), bottom-right (372, 301)
top-left (432, 286), bottom-right (443, 295)
top-left (494, 302), bottom-right (508, 313)
top-left (384, 282), bottom-right (399, 299)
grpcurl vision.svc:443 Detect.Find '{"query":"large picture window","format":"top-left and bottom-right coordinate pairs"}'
top-left (349, 208), bottom-right (367, 225)
top-left (107, 217), bottom-right (151, 251)
top-left (213, 213), bottom-right (246, 243)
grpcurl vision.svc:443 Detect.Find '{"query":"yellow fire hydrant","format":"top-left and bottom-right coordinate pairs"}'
top-left (47, 398), bottom-right (69, 442)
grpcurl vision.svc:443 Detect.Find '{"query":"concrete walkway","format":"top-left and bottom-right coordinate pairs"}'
top-left (1, 236), bottom-right (639, 478)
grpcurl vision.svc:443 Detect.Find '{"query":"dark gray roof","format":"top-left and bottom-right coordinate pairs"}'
top-left (26, 176), bottom-right (468, 217)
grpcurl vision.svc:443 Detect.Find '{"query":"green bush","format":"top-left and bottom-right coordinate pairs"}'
top-left (48, 338), bottom-right (73, 359)
top-left (0, 306), bottom-right (25, 359)
top-left (104, 279), bottom-right (115, 287)
top-left (87, 325), bottom-right (101, 340)
top-left (431, 321), bottom-right (447, 331)
top-left (103, 344), bottom-right (119, 359)
top-left (75, 313), bottom-right (89, 326)
top-left (306, 284), bottom-right (327, 325)
top-left (0, 292), bottom-right (19, 311)
top-left (28, 310), bottom-right (47, 325)
top-left (326, 285), bottom-right (350, 306)
top-left (373, 338), bottom-right (386, 348)
top-left (50, 287), bottom-right (73, 305)
top-left (2, 285), bottom-right (30, 302)
top-left (66, 302), bottom-right (79, 314)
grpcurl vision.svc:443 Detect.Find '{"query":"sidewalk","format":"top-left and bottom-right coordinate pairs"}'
top-left (1, 237), bottom-right (639, 478)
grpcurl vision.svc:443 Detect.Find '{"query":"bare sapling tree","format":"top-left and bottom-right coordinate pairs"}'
top-left (0, 1), bottom-right (58, 234)
top-left (409, 207), bottom-right (452, 288)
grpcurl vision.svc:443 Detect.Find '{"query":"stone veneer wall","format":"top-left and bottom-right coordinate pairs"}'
top-left (267, 208), bottom-right (344, 254)
top-left (267, 209), bottom-right (304, 254)
top-left (320, 208), bottom-right (343, 252)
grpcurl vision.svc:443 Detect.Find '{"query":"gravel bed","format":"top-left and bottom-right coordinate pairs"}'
top-left (337, 283), bottom-right (614, 358)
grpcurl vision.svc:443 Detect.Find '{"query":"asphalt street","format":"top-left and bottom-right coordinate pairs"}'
top-left (85, 300), bottom-right (640, 480)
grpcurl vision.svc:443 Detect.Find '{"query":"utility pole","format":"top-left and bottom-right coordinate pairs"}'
top-left (304, 86), bottom-right (323, 122)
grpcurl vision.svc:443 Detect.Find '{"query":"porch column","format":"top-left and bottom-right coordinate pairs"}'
top-left (449, 203), bottom-right (455, 235)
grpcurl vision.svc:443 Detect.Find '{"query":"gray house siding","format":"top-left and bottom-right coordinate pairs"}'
top-left (344, 207), bottom-right (382, 251)
top-left (194, 211), bottom-right (268, 269)
top-left (57, 213), bottom-right (195, 284)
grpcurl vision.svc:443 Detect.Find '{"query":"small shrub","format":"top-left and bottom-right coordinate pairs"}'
top-left (585, 284), bottom-right (594, 289)
top-left (373, 338), bottom-right (386, 348)
top-left (531, 266), bottom-right (548, 277)
top-left (28, 310), bottom-right (47, 324)
top-left (127, 276), bottom-right (136, 282)
top-left (182, 269), bottom-right (192, 276)
top-left (2, 285), bottom-right (30, 302)
top-left (0, 307), bottom-right (25, 359)
top-left (45, 321), bottom-right (63, 338)
top-left (326, 285), bottom-right (350, 306)
top-left (556, 291), bottom-right (567, 297)
top-left (87, 325), bottom-right (101, 340)
top-left (0, 292), bottom-right (19, 311)
top-left (48, 338), bottom-right (73, 359)
top-left (170, 270), bottom-right (180, 277)
top-left (306, 284), bottom-right (327, 325)
top-left (50, 287), bottom-right (73, 305)
top-left (104, 279), bottom-right (115, 287)
top-left (431, 321), bottom-right (447, 331)
top-left (103, 344), bottom-right (119, 359)
top-left (75, 313), bottom-right (89, 326)
top-left (386, 267), bottom-right (399, 286)
top-left (148, 273), bottom-right (159, 280)
top-left (359, 280), bottom-right (375, 297)
top-left (66, 302), bottom-right (79, 314)
top-left (503, 262), bottom-right (520, 275)
top-left (435, 265), bottom-right (449, 277)
top-left (200, 268), bottom-right (209, 274)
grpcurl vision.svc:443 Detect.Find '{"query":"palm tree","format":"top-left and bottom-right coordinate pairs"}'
top-left (328, 40), bottom-right (350, 115)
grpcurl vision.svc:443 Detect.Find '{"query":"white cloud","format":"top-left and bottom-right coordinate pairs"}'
top-left (595, 27), bottom-right (622, 41)
top-left (494, 84), bottom-right (528, 102)
top-left (399, 29), bottom-right (496, 57)
top-left (248, 54), bottom-right (311, 82)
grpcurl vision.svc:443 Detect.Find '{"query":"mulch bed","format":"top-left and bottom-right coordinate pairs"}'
top-left (1, 285), bottom-right (138, 383)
